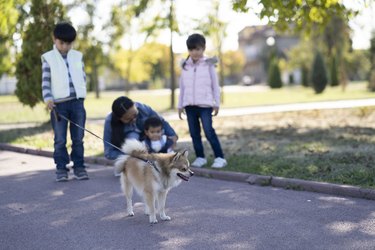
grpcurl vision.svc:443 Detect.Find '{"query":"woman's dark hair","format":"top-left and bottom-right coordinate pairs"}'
top-left (54, 22), bottom-right (77, 43)
top-left (183, 33), bottom-right (206, 69)
top-left (111, 96), bottom-right (134, 147)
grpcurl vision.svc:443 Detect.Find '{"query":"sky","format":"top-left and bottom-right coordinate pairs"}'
top-left (66, 0), bottom-right (375, 53)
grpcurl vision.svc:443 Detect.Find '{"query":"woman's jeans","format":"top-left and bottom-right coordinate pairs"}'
top-left (50, 99), bottom-right (86, 170)
top-left (185, 106), bottom-right (224, 159)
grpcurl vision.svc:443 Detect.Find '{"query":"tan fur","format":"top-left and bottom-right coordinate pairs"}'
top-left (115, 139), bottom-right (193, 224)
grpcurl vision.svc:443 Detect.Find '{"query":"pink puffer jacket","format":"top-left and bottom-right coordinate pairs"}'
top-left (178, 57), bottom-right (221, 109)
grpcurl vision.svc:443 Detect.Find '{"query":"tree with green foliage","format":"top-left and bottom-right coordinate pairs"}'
top-left (232, 0), bottom-right (358, 34)
top-left (0, 0), bottom-right (25, 76)
top-left (345, 49), bottom-right (371, 81)
top-left (268, 59), bottom-right (283, 89)
top-left (111, 0), bottom-right (178, 108)
top-left (108, 2), bottom-right (145, 93)
top-left (111, 42), bottom-right (170, 88)
top-left (15, 0), bottom-right (65, 108)
top-left (311, 51), bottom-right (328, 94)
top-left (71, 1), bottom-right (105, 98)
top-left (222, 50), bottom-right (246, 84)
top-left (196, 0), bottom-right (227, 102)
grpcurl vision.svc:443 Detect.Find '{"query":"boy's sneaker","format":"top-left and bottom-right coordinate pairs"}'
top-left (191, 157), bottom-right (207, 168)
top-left (211, 157), bottom-right (227, 168)
top-left (73, 168), bottom-right (89, 180)
top-left (56, 169), bottom-right (68, 182)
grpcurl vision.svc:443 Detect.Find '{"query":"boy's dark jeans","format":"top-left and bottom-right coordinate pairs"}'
top-left (185, 106), bottom-right (224, 159)
top-left (51, 99), bottom-right (86, 170)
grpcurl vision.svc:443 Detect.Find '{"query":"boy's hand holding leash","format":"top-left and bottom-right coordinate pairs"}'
top-left (46, 100), bottom-right (55, 110)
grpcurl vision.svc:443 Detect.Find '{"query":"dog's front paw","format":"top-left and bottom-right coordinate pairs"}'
top-left (160, 215), bottom-right (171, 221)
top-left (127, 211), bottom-right (134, 217)
top-left (149, 215), bottom-right (158, 224)
top-left (149, 219), bottom-right (158, 224)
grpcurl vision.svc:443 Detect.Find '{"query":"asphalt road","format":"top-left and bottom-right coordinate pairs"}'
top-left (1, 151), bottom-right (375, 250)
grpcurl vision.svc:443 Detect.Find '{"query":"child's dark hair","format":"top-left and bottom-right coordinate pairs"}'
top-left (53, 22), bottom-right (76, 43)
top-left (144, 116), bottom-right (162, 131)
top-left (183, 33), bottom-right (206, 69)
top-left (111, 96), bottom-right (135, 147)
top-left (186, 33), bottom-right (206, 50)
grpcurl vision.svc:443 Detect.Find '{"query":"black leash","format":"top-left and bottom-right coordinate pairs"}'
top-left (52, 109), bottom-right (160, 172)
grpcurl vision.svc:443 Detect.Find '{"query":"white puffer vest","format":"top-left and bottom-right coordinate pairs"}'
top-left (41, 46), bottom-right (86, 99)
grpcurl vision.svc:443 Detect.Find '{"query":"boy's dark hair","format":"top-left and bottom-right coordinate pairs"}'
top-left (183, 33), bottom-right (206, 69)
top-left (110, 96), bottom-right (135, 147)
top-left (186, 33), bottom-right (206, 50)
top-left (144, 116), bottom-right (163, 131)
top-left (53, 22), bottom-right (77, 43)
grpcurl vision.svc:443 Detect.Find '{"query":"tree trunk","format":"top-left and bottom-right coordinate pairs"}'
top-left (169, 0), bottom-right (175, 109)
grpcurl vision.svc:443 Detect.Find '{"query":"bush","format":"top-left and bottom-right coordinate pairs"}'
top-left (267, 59), bottom-right (283, 88)
top-left (311, 51), bottom-right (328, 94)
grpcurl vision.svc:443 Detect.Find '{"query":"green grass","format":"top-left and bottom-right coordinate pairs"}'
top-left (1, 82), bottom-right (375, 189)
top-left (1, 81), bottom-right (374, 123)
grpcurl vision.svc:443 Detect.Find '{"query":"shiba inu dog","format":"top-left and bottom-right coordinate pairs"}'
top-left (115, 139), bottom-right (193, 224)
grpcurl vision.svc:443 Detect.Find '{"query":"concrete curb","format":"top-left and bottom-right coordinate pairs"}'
top-left (1, 143), bottom-right (374, 201)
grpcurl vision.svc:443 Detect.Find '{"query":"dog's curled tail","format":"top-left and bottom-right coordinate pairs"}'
top-left (121, 139), bottom-right (147, 155)
top-left (114, 139), bottom-right (148, 173)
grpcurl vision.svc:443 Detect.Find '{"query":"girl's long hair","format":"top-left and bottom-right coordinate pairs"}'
top-left (110, 96), bottom-right (134, 147)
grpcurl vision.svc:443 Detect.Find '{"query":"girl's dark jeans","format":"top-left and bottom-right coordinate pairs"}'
top-left (185, 106), bottom-right (224, 159)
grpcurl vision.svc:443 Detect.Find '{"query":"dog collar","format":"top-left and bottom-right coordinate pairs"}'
top-left (132, 156), bottom-right (160, 173)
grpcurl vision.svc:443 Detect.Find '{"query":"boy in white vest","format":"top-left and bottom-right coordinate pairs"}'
top-left (41, 22), bottom-right (88, 182)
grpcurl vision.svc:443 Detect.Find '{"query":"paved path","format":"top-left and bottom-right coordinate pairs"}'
top-left (1, 151), bottom-right (375, 250)
top-left (162, 98), bottom-right (375, 121)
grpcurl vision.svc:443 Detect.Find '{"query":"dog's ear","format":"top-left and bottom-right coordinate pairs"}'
top-left (181, 149), bottom-right (188, 158)
top-left (172, 150), bottom-right (188, 162)
top-left (172, 152), bottom-right (180, 162)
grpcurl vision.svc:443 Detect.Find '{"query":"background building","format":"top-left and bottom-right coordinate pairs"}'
top-left (238, 25), bottom-right (300, 84)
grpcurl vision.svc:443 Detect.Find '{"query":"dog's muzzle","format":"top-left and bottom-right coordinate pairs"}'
top-left (177, 169), bottom-right (194, 181)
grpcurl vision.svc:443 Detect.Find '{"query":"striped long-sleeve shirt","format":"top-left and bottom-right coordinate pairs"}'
top-left (42, 54), bottom-right (86, 103)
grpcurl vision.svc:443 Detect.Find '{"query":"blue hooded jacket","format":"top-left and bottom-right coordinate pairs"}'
top-left (103, 102), bottom-right (177, 160)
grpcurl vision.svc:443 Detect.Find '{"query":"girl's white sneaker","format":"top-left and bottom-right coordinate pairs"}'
top-left (211, 157), bottom-right (227, 168)
top-left (191, 157), bottom-right (207, 168)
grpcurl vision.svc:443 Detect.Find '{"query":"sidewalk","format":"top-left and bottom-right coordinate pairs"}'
top-left (1, 144), bottom-right (375, 202)
top-left (161, 98), bottom-right (375, 121)
top-left (1, 98), bottom-right (375, 200)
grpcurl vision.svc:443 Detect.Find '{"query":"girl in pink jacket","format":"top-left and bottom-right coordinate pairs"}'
top-left (178, 33), bottom-right (227, 168)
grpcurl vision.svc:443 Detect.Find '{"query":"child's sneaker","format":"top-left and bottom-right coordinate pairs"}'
top-left (56, 169), bottom-right (68, 182)
top-left (73, 168), bottom-right (89, 180)
top-left (191, 157), bottom-right (207, 168)
top-left (211, 157), bottom-right (227, 168)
